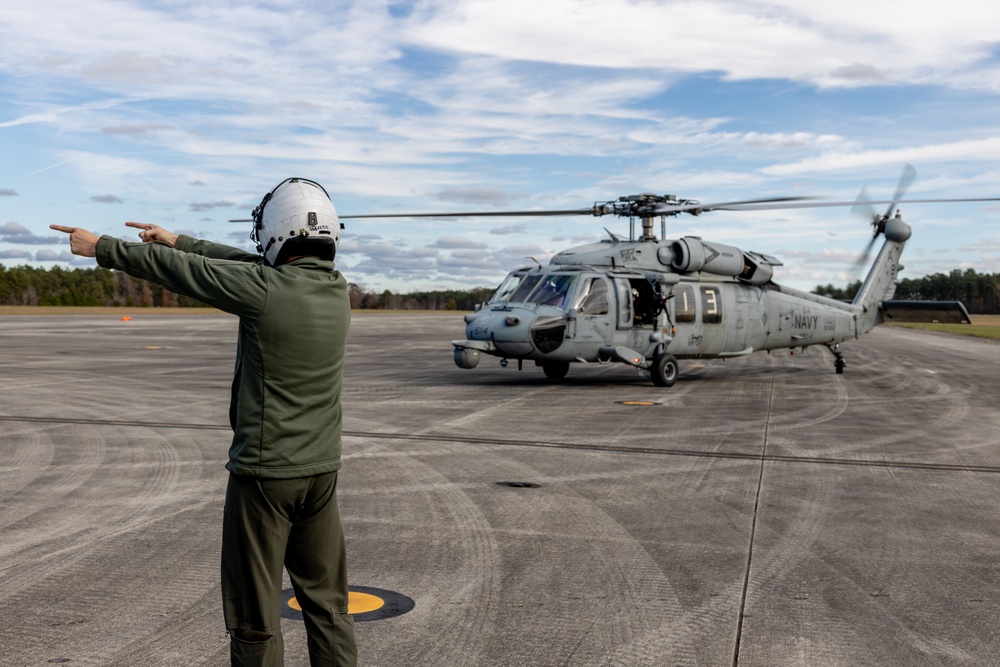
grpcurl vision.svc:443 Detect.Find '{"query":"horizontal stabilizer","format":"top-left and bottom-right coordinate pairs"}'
top-left (880, 300), bottom-right (971, 324)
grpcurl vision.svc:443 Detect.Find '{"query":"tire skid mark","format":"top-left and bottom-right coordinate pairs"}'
top-left (0, 425), bottom-right (186, 580)
top-left (6, 501), bottom-right (223, 667)
top-left (472, 455), bottom-right (704, 667)
top-left (740, 468), bottom-right (980, 665)
top-left (0, 423), bottom-right (55, 506)
top-left (355, 445), bottom-right (501, 667)
top-left (0, 425), bottom-right (106, 538)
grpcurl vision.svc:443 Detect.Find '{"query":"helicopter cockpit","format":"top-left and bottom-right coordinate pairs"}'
top-left (487, 268), bottom-right (658, 322)
top-left (453, 264), bottom-right (670, 370)
top-left (490, 271), bottom-right (576, 310)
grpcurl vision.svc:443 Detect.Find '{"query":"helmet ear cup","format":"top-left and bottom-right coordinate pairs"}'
top-left (250, 188), bottom-right (276, 254)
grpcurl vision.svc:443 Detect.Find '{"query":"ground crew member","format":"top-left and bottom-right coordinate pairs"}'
top-left (52, 177), bottom-right (358, 667)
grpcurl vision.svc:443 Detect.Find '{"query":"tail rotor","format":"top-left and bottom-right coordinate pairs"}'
top-left (849, 164), bottom-right (916, 280)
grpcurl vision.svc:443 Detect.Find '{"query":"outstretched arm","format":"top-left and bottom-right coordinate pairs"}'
top-left (51, 223), bottom-right (267, 317)
top-left (125, 221), bottom-right (257, 262)
top-left (53, 222), bottom-right (179, 254)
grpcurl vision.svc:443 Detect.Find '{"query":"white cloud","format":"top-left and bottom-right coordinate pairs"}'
top-left (404, 0), bottom-right (1000, 88)
top-left (2, 1), bottom-right (999, 290)
top-left (430, 236), bottom-right (488, 249)
top-left (763, 137), bottom-right (1000, 177)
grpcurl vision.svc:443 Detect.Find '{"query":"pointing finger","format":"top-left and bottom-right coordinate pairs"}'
top-left (124, 222), bottom-right (153, 230)
top-left (50, 225), bottom-right (75, 234)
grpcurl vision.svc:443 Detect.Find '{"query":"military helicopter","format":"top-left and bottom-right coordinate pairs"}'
top-left (236, 167), bottom-right (997, 386)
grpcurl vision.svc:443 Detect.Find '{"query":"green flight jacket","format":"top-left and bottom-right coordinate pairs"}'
top-left (96, 234), bottom-right (350, 479)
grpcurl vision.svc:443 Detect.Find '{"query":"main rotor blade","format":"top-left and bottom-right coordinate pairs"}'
top-left (228, 208), bottom-right (596, 222)
top-left (705, 196), bottom-right (1000, 212)
top-left (339, 197), bottom-right (819, 220)
top-left (225, 189), bottom-right (1000, 223)
top-left (651, 196), bottom-right (815, 215)
top-left (340, 208), bottom-right (596, 219)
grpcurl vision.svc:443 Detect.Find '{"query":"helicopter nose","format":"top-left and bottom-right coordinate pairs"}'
top-left (465, 307), bottom-right (535, 356)
top-left (492, 316), bottom-right (534, 356)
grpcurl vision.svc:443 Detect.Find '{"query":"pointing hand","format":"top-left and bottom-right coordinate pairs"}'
top-left (50, 225), bottom-right (99, 258)
top-left (125, 222), bottom-right (178, 247)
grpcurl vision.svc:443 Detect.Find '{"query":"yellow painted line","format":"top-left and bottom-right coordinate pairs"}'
top-left (620, 400), bottom-right (656, 406)
top-left (144, 346), bottom-right (162, 350)
top-left (288, 591), bottom-right (385, 615)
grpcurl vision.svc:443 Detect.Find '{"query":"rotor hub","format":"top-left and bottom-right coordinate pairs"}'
top-left (596, 194), bottom-right (699, 220)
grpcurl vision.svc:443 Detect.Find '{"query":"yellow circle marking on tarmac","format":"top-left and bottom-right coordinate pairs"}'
top-left (288, 592), bottom-right (385, 615)
top-left (144, 346), bottom-right (162, 350)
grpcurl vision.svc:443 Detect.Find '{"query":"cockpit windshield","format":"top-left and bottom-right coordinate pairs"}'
top-left (490, 271), bottom-right (528, 303)
top-left (527, 274), bottom-right (576, 308)
top-left (491, 272), bottom-right (579, 309)
top-left (507, 275), bottom-right (543, 303)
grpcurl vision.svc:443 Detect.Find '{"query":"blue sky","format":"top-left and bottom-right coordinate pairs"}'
top-left (2, 0), bottom-right (1000, 292)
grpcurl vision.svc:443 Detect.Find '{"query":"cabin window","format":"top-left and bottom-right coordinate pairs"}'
top-left (674, 285), bottom-right (696, 323)
top-left (701, 286), bottom-right (722, 324)
top-left (574, 278), bottom-right (610, 315)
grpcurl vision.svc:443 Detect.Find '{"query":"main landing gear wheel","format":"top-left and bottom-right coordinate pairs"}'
top-left (651, 353), bottom-right (678, 387)
top-left (542, 361), bottom-right (570, 380)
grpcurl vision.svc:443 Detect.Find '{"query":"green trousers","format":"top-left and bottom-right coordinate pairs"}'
top-left (222, 471), bottom-right (357, 667)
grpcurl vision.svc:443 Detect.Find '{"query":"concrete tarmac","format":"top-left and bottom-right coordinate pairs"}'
top-left (1, 312), bottom-right (999, 666)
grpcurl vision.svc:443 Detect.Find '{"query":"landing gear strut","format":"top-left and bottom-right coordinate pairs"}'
top-left (826, 343), bottom-right (846, 375)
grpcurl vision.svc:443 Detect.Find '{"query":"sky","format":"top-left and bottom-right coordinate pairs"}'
top-left (2, 0), bottom-right (1000, 293)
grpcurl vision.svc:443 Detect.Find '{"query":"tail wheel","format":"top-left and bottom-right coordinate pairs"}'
top-left (542, 361), bottom-right (570, 380)
top-left (651, 353), bottom-right (678, 387)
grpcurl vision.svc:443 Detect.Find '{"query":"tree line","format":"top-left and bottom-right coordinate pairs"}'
top-left (0, 264), bottom-right (494, 310)
top-left (812, 268), bottom-right (1000, 314)
top-left (1, 264), bottom-right (998, 313)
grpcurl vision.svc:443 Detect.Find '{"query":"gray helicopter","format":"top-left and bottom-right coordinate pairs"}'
top-left (234, 167), bottom-right (996, 386)
top-left (340, 167), bottom-right (996, 386)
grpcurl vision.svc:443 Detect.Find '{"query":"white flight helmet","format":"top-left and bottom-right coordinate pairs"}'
top-left (251, 177), bottom-right (341, 265)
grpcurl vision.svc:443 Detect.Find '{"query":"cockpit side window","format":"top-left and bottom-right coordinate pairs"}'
top-left (574, 277), bottom-right (609, 315)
